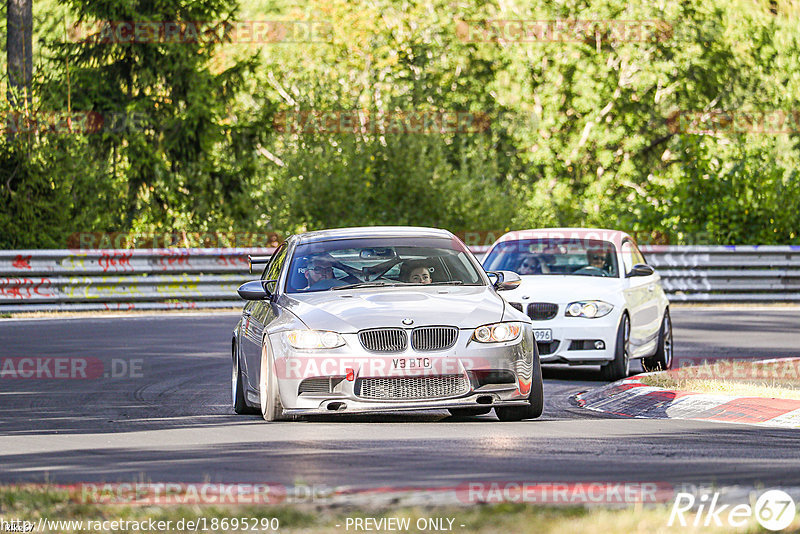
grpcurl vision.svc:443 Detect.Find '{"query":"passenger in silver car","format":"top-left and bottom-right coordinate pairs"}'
top-left (399, 261), bottom-right (433, 284)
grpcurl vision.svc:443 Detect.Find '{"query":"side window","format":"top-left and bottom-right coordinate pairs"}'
top-left (621, 241), bottom-right (636, 274)
top-left (631, 242), bottom-right (646, 266)
top-left (262, 243), bottom-right (288, 282)
top-left (621, 240), bottom-right (646, 274)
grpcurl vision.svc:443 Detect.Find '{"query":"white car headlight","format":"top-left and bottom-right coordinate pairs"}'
top-left (472, 322), bottom-right (523, 343)
top-left (284, 330), bottom-right (345, 349)
top-left (565, 301), bottom-right (613, 318)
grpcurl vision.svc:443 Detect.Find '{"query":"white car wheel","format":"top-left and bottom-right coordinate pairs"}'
top-left (259, 340), bottom-right (286, 422)
top-left (601, 313), bottom-right (630, 381)
top-left (643, 309), bottom-right (673, 371)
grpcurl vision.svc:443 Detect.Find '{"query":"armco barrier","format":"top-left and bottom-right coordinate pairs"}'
top-left (0, 248), bottom-right (274, 312)
top-left (641, 245), bottom-right (800, 302)
top-left (0, 245), bottom-right (798, 312)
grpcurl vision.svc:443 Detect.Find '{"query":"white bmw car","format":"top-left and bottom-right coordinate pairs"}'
top-left (482, 229), bottom-right (672, 380)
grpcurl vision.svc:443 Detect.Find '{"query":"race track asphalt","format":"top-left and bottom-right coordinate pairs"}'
top-left (1, 308), bottom-right (799, 489)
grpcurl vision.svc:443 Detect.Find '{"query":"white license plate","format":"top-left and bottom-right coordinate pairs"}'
top-left (533, 329), bottom-right (552, 342)
top-left (391, 357), bottom-right (432, 370)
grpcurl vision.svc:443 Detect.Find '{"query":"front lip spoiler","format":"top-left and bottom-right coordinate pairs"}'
top-left (282, 397), bottom-right (530, 416)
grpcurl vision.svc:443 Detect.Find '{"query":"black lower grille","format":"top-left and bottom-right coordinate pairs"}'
top-left (356, 375), bottom-right (469, 399)
top-left (537, 340), bottom-right (560, 355)
top-left (527, 302), bottom-right (558, 321)
top-left (298, 377), bottom-right (343, 394)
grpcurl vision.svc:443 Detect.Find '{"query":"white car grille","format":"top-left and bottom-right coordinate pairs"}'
top-left (527, 302), bottom-right (558, 321)
top-left (356, 375), bottom-right (469, 400)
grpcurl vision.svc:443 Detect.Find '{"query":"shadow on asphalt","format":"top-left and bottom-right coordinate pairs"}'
top-left (4, 423), bottom-right (800, 486)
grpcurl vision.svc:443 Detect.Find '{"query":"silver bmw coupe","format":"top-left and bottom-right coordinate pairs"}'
top-left (231, 226), bottom-right (543, 421)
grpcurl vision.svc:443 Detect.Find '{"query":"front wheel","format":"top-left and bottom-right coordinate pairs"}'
top-left (642, 309), bottom-right (673, 372)
top-left (232, 344), bottom-right (257, 415)
top-left (260, 340), bottom-right (287, 422)
top-left (600, 313), bottom-right (630, 381)
top-left (495, 355), bottom-right (544, 422)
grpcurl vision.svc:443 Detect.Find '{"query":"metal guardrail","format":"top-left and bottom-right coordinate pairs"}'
top-left (1, 245), bottom-right (799, 312)
top-left (0, 248), bottom-right (274, 312)
top-left (641, 245), bottom-right (800, 302)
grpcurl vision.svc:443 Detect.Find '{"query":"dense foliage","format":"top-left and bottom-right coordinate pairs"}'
top-left (1, 0), bottom-right (799, 248)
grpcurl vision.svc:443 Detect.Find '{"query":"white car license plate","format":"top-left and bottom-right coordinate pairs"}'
top-left (533, 329), bottom-right (552, 342)
top-left (392, 358), bottom-right (432, 370)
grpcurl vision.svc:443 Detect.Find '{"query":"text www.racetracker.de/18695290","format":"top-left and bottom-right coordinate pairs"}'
top-left (0, 517), bottom-right (280, 532)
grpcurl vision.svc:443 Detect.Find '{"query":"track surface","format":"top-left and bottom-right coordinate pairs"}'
top-left (1, 308), bottom-right (799, 488)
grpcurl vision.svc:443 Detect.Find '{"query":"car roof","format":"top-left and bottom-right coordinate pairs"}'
top-left (492, 228), bottom-right (632, 249)
top-left (294, 226), bottom-right (455, 245)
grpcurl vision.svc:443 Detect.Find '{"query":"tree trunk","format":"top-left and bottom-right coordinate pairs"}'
top-left (6, 0), bottom-right (33, 109)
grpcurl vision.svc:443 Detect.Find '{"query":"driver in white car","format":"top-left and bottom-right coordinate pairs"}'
top-left (586, 249), bottom-right (610, 274)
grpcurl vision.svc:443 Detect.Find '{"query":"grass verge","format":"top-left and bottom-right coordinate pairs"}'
top-left (0, 485), bottom-right (791, 533)
top-left (640, 358), bottom-right (800, 400)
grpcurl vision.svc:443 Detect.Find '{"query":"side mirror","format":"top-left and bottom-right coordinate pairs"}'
top-left (627, 264), bottom-right (655, 277)
top-left (237, 279), bottom-right (275, 300)
top-left (487, 270), bottom-right (522, 291)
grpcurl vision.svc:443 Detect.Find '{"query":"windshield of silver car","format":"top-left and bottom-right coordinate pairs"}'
top-left (285, 237), bottom-right (485, 292)
top-left (483, 238), bottom-right (619, 278)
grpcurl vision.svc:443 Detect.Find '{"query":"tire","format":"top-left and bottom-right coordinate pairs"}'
top-left (232, 343), bottom-right (257, 415)
top-left (600, 313), bottom-right (630, 381)
top-left (259, 339), bottom-right (287, 422)
top-left (642, 309), bottom-right (673, 372)
top-left (448, 407), bottom-right (492, 417)
top-left (495, 352), bottom-right (544, 422)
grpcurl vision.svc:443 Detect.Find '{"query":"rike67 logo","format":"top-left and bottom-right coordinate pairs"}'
top-left (669, 489), bottom-right (796, 531)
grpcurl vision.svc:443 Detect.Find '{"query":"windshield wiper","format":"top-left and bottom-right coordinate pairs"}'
top-left (331, 281), bottom-right (401, 290)
top-left (428, 281), bottom-right (464, 285)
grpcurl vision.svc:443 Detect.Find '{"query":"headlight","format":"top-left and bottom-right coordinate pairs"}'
top-left (472, 322), bottom-right (523, 343)
top-left (565, 301), bottom-right (613, 318)
top-left (284, 330), bottom-right (345, 349)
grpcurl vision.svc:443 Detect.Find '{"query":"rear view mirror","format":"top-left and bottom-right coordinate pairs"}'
top-left (359, 248), bottom-right (397, 260)
top-left (627, 264), bottom-right (655, 277)
top-left (237, 280), bottom-right (275, 300)
top-left (487, 270), bottom-right (522, 291)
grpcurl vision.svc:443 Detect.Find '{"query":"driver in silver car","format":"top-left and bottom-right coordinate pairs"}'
top-left (304, 257), bottom-right (337, 289)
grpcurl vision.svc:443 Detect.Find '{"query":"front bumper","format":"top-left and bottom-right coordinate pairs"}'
top-left (519, 306), bottom-right (621, 365)
top-left (268, 327), bottom-right (536, 414)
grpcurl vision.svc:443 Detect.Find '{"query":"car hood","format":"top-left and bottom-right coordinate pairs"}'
top-left (501, 275), bottom-right (626, 305)
top-left (282, 286), bottom-right (505, 333)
